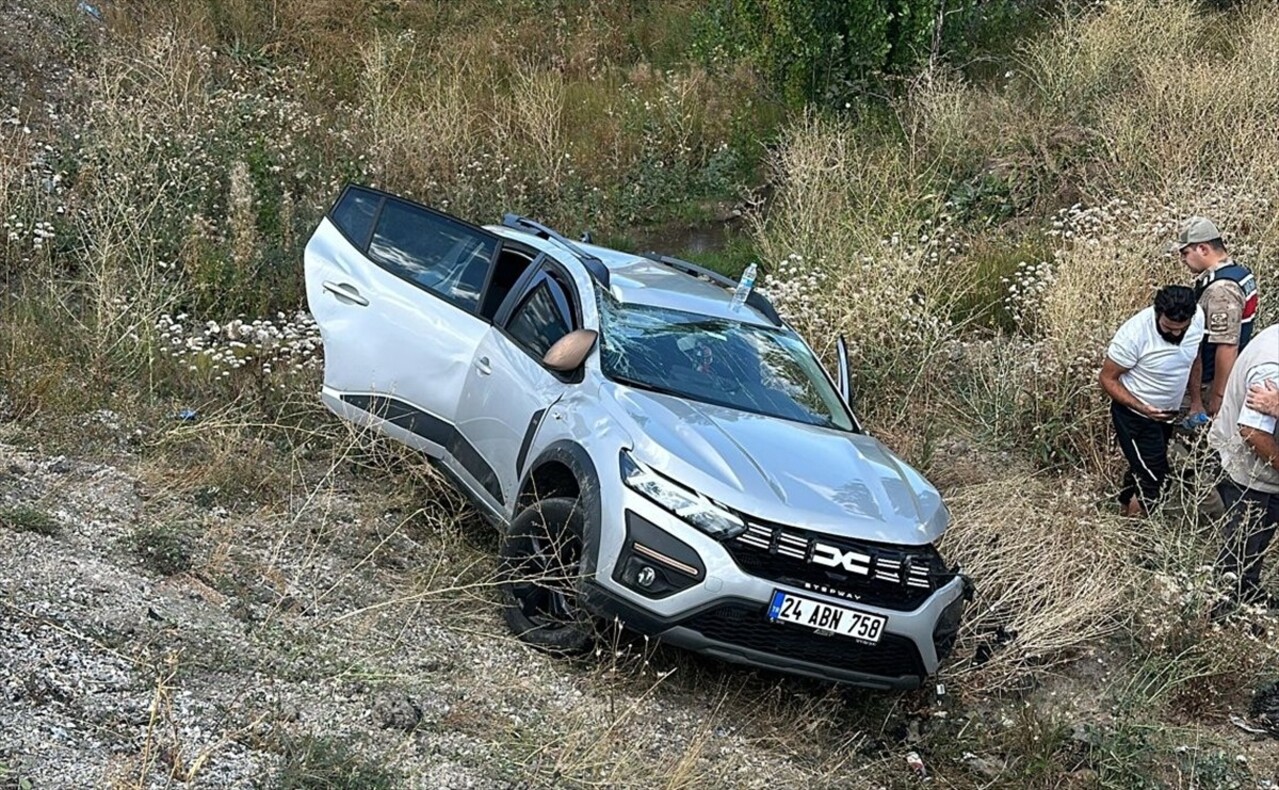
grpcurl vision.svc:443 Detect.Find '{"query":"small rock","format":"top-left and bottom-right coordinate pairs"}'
top-left (89, 410), bottom-right (121, 431)
top-left (1250, 679), bottom-right (1279, 736)
top-left (1070, 722), bottom-right (1101, 747)
top-left (962, 752), bottom-right (1004, 780)
top-left (904, 718), bottom-right (923, 744)
top-left (374, 692), bottom-right (423, 732)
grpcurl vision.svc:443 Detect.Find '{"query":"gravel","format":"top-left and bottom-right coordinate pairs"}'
top-left (0, 438), bottom-right (838, 788)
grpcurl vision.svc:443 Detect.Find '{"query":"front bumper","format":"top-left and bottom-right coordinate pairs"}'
top-left (585, 502), bottom-right (970, 688)
top-left (583, 583), bottom-right (961, 689)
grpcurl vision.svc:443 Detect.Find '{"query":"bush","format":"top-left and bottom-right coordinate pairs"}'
top-left (693, 0), bottom-right (1004, 108)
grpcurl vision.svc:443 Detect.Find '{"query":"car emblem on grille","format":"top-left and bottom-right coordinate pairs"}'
top-left (809, 541), bottom-right (871, 575)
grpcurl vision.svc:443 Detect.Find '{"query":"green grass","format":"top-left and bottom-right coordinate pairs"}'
top-left (274, 734), bottom-right (399, 789)
top-left (127, 523), bottom-right (196, 576)
top-left (680, 232), bottom-right (760, 279)
top-left (0, 505), bottom-right (61, 537)
top-left (0, 760), bottom-right (34, 790)
top-left (952, 234), bottom-right (1055, 331)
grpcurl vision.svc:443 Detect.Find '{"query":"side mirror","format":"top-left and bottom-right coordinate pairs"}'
top-left (543, 329), bottom-right (598, 372)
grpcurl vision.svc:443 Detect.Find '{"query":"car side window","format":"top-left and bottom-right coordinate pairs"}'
top-left (366, 198), bottom-right (497, 313)
top-left (329, 186), bottom-right (381, 248)
top-left (506, 273), bottom-right (575, 359)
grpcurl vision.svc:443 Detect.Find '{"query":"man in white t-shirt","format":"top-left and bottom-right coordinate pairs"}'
top-left (1207, 322), bottom-right (1279, 609)
top-left (1099, 286), bottom-right (1205, 516)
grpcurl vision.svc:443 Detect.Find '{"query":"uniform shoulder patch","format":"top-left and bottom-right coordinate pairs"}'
top-left (1209, 311), bottom-right (1231, 334)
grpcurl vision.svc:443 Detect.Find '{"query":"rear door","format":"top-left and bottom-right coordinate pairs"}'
top-left (304, 185), bottom-right (499, 460)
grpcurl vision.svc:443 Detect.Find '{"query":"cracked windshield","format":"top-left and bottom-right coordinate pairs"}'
top-left (599, 292), bottom-right (853, 431)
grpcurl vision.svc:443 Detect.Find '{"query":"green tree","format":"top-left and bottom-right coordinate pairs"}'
top-left (696, 0), bottom-right (972, 107)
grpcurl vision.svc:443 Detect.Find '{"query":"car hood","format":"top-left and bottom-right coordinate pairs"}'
top-left (606, 385), bottom-right (947, 545)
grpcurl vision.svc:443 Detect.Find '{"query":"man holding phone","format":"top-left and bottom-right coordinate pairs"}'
top-left (1100, 286), bottom-right (1204, 516)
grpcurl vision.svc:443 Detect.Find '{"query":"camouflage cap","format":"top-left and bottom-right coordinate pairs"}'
top-left (1167, 215), bottom-right (1222, 253)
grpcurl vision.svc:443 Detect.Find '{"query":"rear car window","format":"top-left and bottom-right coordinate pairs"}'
top-left (329, 187), bottom-right (381, 248)
top-left (367, 198), bottom-right (497, 312)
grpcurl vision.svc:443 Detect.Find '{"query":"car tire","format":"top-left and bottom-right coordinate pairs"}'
top-left (498, 497), bottom-right (595, 655)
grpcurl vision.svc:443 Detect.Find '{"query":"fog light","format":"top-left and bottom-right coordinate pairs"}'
top-left (636, 565), bottom-right (657, 589)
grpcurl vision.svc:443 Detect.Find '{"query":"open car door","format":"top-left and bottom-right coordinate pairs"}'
top-left (304, 186), bottom-right (499, 460)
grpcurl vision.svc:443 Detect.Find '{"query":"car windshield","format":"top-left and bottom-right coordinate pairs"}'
top-left (598, 295), bottom-right (854, 431)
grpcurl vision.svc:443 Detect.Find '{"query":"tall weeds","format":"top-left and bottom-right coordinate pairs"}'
top-left (913, 0), bottom-right (1279, 214)
top-left (352, 28), bottom-right (762, 229)
top-left (754, 0), bottom-right (1279, 689)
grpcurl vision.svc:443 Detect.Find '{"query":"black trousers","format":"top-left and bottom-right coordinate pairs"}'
top-left (1217, 480), bottom-right (1279, 596)
top-left (1110, 401), bottom-right (1174, 508)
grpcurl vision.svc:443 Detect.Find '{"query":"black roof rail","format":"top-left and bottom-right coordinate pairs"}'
top-left (502, 214), bottom-right (610, 288)
top-left (639, 252), bottom-right (783, 327)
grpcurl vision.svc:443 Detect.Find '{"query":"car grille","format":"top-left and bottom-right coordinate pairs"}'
top-left (725, 519), bottom-right (951, 611)
top-left (684, 603), bottom-right (925, 679)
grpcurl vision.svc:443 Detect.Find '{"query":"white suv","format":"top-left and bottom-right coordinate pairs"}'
top-left (304, 185), bottom-right (971, 689)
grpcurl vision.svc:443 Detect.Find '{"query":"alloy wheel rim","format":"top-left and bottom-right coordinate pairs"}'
top-left (513, 523), bottom-right (582, 630)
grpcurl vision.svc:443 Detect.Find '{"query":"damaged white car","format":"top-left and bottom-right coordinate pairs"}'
top-left (304, 184), bottom-right (970, 689)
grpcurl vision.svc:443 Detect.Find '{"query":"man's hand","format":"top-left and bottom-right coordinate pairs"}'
top-left (1246, 379), bottom-right (1279, 418)
top-left (1207, 391), bottom-right (1224, 416)
top-left (1137, 401), bottom-right (1176, 421)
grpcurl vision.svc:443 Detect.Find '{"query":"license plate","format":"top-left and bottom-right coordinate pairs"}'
top-left (768, 590), bottom-right (887, 645)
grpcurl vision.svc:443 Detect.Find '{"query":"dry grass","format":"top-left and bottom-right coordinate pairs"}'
top-left (942, 474), bottom-right (1139, 691)
top-left (348, 16), bottom-right (762, 228)
top-left (754, 113), bottom-right (935, 277)
top-left (4, 0), bottom-right (1279, 785)
top-left (910, 0), bottom-right (1279, 217)
top-left (0, 123), bottom-right (26, 251)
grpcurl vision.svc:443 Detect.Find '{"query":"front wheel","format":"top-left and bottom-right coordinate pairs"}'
top-left (498, 497), bottom-right (595, 654)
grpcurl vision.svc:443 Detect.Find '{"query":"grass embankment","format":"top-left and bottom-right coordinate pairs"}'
top-left (750, 1), bottom-right (1279, 784)
top-left (1, 0), bottom-right (1278, 787)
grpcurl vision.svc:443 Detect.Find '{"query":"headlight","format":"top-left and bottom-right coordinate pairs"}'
top-left (619, 450), bottom-right (746, 540)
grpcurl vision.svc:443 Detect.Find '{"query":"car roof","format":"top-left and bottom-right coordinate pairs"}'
top-left (486, 224), bottom-right (780, 328)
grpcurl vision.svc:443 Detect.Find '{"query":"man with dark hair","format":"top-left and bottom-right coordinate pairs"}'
top-left (1100, 285), bottom-right (1204, 516)
top-left (1169, 216), bottom-right (1259, 417)
top-left (1208, 322), bottom-right (1279, 611)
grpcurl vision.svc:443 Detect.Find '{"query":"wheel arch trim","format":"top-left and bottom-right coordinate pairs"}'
top-left (518, 441), bottom-right (603, 575)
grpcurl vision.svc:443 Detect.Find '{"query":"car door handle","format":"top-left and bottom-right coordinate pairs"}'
top-left (322, 281), bottom-right (369, 307)
top-left (475, 356), bottom-right (492, 375)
